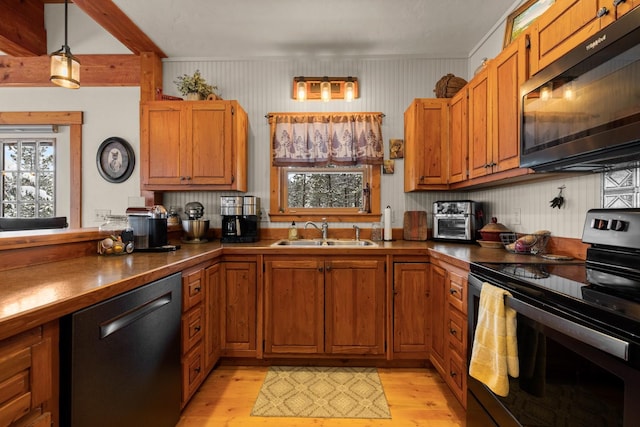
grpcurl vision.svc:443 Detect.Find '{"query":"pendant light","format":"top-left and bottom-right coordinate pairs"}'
top-left (50, 0), bottom-right (80, 89)
top-left (320, 76), bottom-right (331, 102)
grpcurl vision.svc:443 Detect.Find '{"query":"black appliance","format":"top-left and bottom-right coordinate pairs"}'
top-left (520, 6), bottom-right (640, 172)
top-left (467, 208), bottom-right (640, 426)
top-left (60, 273), bottom-right (182, 427)
top-left (220, 195), bottom-right (259, 243)
top-left (126, 205), bottom-right (178, 252)
top-left (432, 200), bottom-right (484, 242)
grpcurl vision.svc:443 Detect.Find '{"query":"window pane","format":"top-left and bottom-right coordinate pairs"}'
top-left (39, 142), bottom-right (55, 171)
top-left (19, 203), bottom-right (35, 217)
top-left (3, 143), bottom-right (17, 171)
top-left (38, 203), bottom-right (54, 217)
top-left (2, 203), bottom-right (16, 217)
top-left (20, 143), bottom-right (36, 171)
top-left (287, 169), bottom-right (363, 209)
top-left (20, 172), bottom-right (36, 201)
top-left (2, 173), bottom-right (17, 200)
top-left (38, 172), bottom-right (54, 201)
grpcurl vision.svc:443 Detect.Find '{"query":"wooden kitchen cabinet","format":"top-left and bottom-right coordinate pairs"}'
top-left (220, 258), bottom-right (258, 357)
top-left (392, 262), bottom-right (430, 358)
top-left (180, 264), bottom-right (206, 407)
top-left (448, 88), bottom-right (468, 184)
top-left (140, 100), bottom-right (247, 191)
top-left (263, 256), bottom-right (386, 356)
top-left (204, 262), bottom-right (221, 373)
top-left (404, 98), bottom-right (450, 191)
top-left (0, 323), bottom-right (57, 427)
top-left (263, 258), bottom-right (325, 354)
top-left (467, 38), bottom-right (525, 181)
top-left (529, 0), bottom-right (604, 75)
top-left (430, 258), bottom-right (469, 408)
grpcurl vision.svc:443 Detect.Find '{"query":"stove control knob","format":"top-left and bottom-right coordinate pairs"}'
top-left (591, 218), bottom-right (609, 230)
top-left (609, 219), bottom-right (627, 231)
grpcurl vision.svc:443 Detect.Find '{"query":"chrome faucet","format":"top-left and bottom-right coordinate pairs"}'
top-left (353, 225), bottom-right (360, 241)
top-left (305, 218), bottom-right (329, 240)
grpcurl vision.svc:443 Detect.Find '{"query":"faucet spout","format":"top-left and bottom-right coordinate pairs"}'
top-left (305, 218), bottom-right (329, 240)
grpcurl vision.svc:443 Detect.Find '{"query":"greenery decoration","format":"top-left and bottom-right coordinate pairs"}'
top-left (174, 70), bottom-right (218, 99)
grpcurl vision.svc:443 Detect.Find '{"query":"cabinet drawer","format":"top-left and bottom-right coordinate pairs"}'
top-left (447, 270), bottom-right (467, 313)
top-left (182, 269), bottom-right (204, 311)
top-left (0, 392), bottom-right (31, 427)
top-left (446, 348), bottom-right (466, 407)
top-left (0, 371), bottom-right (29, 407)
top-left (181, 344), bottom-right (204, 406)
top-left (447, 308), bottom-right (467, 356)
top-left (181, 306), bottom-right (203, 353)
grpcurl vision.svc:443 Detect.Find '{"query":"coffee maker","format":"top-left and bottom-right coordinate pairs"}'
top-left (126, 205), bottom-right (178, 251)
top-left (220, 196), bottom-right (259, 243)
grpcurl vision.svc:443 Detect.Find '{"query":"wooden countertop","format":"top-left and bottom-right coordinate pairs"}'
top-left (0, 237), bottom-right (578, 341)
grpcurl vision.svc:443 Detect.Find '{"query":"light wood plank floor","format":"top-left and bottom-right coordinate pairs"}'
top-left (177, 365), bottom-right (465, 426)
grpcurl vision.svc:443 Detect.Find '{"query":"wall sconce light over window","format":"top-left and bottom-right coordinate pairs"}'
top-left (49, 0), bottom-right (80, 89)
top-left (293, 76), bottom-right (359, 101)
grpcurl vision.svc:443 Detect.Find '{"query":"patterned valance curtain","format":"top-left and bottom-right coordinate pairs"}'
top-left (269, 113), bottom-right (384, 166)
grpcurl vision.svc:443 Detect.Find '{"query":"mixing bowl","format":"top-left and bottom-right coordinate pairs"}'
top-left (182, 219), bottom-right (210, 242)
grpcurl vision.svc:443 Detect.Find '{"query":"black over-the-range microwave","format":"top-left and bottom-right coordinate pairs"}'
top-left (520, 6), bottom-right (640, 172)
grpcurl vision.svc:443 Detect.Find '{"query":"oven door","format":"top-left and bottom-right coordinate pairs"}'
top-left (433, 215), bottom-right (471, 241)
top-left (467, 273), bottom-right (640, 427)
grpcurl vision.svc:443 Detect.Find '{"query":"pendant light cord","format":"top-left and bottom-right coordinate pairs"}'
top-left (64, 0), bottom-right (69, 49)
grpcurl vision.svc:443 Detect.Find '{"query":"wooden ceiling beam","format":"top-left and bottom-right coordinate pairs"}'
top-left (72, 0), bottom-right (167, 58)
top-left (0, 0), bottom-right (47, 56)
top-left (0, 54), bottom-right (140, 87)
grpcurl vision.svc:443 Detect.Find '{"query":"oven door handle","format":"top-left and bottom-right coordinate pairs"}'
top-left (506, 295), bottom-right (629, 361)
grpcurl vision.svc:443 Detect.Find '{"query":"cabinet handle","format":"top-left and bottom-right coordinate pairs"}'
top-left (194, 325), bottom-right (201, 332)
top-left (450, 371), bottom-right (457, 378)
top-left (326, 265), bottom-right (332, 272)
top-left (613, 0), bottom-right (625, 6)
top-left (194, 285), bottom-right (201, 293)
top-left (449, 328), bottom-right (457, 336)
top-left (597, 7), bottom-right (609, 17)
top-left (449, 288), bottom-right (457, 295)
top-left (318, 267), bottom-right (324, 272)
top-left (194, 367), bottom-right (201, 374)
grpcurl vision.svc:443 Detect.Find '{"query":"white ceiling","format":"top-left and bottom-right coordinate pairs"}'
top-left (111, 0), bottom-right (518, 59)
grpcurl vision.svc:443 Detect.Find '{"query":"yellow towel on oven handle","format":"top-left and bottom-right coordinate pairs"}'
top-left (469, 282), bottom-right (519, 397)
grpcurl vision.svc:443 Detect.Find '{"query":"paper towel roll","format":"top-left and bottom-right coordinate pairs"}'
top-left (384, 205), bottom-right (392, 241)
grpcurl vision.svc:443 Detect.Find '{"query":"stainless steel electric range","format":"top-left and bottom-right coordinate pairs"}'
top-left (467, 208), bottom-right (640, 427)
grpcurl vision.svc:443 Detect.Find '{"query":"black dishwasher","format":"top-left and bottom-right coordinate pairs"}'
top-left (60, 273), bottom-right (182, 427)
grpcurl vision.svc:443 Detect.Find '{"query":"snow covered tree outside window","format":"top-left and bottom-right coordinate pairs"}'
top-left (286, 167), bottom-right (363, 209)
top-left (1, 138), bottom-right (56, 218)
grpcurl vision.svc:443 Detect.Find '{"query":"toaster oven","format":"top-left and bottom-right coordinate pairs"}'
top-left (432, 200), bottom-right (482, 242)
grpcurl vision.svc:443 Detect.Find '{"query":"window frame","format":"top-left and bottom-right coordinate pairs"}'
top-left (269, 162), bottom-right (381, 223)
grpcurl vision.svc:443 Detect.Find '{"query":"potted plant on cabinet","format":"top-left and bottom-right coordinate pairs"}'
top-left (174, 70), bottom-right (219, 100)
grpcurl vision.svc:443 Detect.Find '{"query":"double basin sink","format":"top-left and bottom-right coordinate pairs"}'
top-left (271, 238), bottom-right (378, 247)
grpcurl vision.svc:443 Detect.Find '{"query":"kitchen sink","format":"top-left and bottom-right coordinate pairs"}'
top-left (271, 239), bottom-right (378, 247)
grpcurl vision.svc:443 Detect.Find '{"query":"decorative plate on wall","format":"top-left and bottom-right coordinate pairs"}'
top-left (96, 137), bottom-right (135, 183)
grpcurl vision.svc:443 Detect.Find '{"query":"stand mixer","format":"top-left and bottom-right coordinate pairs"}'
top-left (182, 201), bottom-right (210, 243)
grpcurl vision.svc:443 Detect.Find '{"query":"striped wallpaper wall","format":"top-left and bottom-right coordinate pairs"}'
top-left (161, 57), bottom-right (602, 239)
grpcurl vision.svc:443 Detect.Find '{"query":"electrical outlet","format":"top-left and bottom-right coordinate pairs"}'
top-left (512, 208), bottom-right (521, 225)
top-left (259, 208), bottom-right (269, 222)
top-left (94, 209), bottom-right (111, 223)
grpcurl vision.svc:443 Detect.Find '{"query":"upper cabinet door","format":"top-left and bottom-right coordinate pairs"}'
top-left (404, 98), bottom-right (450, 191)
top-left (140, 100), bottom-right (248, 191)
top-left (467, 68), bottom-right (491, 180)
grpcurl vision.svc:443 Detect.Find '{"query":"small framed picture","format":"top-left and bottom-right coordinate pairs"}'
top-left (96, 137), bottom-right (135, 183)
top-left (389, 139), bottom-right (404, 159)
top-left (504, 0), bottom-right (555, 48)
top-left (383, 159), bottom-right (395, 174)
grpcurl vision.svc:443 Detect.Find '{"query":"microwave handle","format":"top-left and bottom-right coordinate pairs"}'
top-left (507, 294), bottom-right (629, 361)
